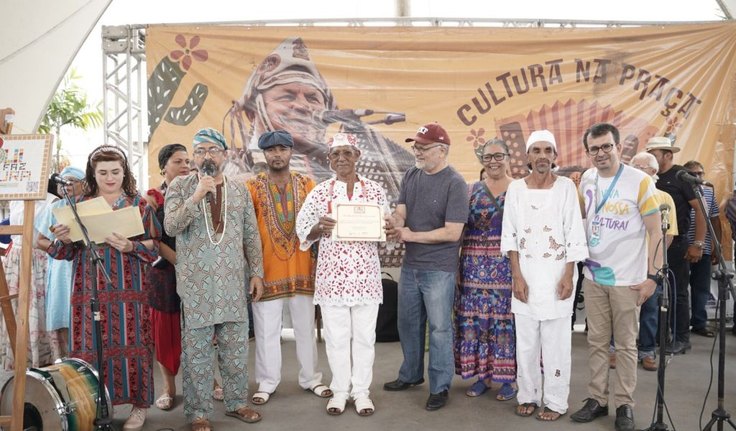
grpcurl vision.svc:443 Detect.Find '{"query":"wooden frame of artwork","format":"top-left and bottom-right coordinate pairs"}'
top-left (0, 134), bottom-right (54, 200)
top-left (0, 133), bottom-right (53, 431)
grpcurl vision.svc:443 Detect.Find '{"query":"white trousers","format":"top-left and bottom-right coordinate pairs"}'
top-left (252, 295), bottom-right (322, 393)
top-left (515, 313), bottom-right (572, 414)
top-left (321, 304), bottom-right (379, 401)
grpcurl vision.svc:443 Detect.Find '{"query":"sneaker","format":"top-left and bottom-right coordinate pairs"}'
top-left (123, 407), bottom-right (146, 431)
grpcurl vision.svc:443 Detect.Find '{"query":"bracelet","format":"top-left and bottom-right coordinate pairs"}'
top-left (692, 240), bottom-right (705, 249)
top-left (647, 273), bottom-right (659, 282)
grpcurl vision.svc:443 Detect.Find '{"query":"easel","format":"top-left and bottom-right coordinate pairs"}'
top-left (0, 203), bottom-right (35, 431)
top-left (0, 130), bottom-right (53, 431)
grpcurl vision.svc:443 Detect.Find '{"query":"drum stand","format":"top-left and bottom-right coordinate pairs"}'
top-left (60, 186), bottom-right (112, 431)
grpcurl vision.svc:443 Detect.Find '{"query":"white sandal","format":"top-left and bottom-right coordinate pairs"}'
top-left (326, 397), bottom-right (347, 416)
top-left (308, 384), bottom-right (333, 398)
top-left (251, 391), bottom-right (271, 405)
top-left (354, 397), bottom-right (375, 416)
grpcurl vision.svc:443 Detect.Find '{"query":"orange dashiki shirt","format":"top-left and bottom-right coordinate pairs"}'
top-left (246, 172), bottom-right (316, 301)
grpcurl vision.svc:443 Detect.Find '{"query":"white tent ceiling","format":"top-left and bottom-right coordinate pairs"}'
top-left (0, 0), bottom-right (111, 134)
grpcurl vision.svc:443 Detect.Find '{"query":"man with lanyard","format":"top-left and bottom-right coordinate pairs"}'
top-left (383, 122), bottom-right (469, 411)
top-left (645, 136), bottom-right (706, 355)
top-left (246, 130), bottom-right (332, 406)
top-left (571, 123), bottom-right (662, 431)
top-left (165, 128), bottom-right (264, 431)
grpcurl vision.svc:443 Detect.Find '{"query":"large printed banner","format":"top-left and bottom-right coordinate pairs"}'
top-left (146, 24), bottom-right (736, 260)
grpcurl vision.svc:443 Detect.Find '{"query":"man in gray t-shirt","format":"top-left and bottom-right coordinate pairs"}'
top-left (383, 122), bottom-right (469, 411)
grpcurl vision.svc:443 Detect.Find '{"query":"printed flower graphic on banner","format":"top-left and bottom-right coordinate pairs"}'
top-left (170, 35), bottom-right (208, 71)
top-left (467, 128), bottom-right (486, 147)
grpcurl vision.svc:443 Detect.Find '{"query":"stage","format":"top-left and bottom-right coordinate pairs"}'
top-left (6, 328), bottom-right (732, 431)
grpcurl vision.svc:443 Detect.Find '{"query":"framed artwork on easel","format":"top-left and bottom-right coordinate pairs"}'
top-left (0, 134), bottom-right (54, 201)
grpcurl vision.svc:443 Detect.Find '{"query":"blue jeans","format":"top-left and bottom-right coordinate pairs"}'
top-left (689, 254), bottom-right (712, 330)
top-left (397, 267), bottom-right (455, 394)
top-left (638, 283), bottom-right (662, 359)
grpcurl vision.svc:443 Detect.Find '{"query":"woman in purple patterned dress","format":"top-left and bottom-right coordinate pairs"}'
top-left (454, 139), bottom-right (518, 400)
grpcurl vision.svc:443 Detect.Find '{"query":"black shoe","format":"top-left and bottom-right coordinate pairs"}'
top-left (425, 390), bottom-right (448, 411)
top-left (383, 378), bottom-right (425, 391)
top-left (665, 340), bottom-right (692, 355)
top-left (615, 404), bottom-right (635, 431)
top-left (570, 398), bottom-right (608, 423)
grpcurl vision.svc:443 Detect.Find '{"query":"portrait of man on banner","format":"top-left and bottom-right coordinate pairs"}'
top-left (226, 37), bottom-right (415, 207)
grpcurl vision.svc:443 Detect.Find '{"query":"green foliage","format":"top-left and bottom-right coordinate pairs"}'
top-left (38, 68), bottom-right (103, 171)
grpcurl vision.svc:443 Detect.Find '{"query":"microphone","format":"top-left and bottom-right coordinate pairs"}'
top-left (659, 203), bottom-right (670, 232)
top-left (50, 173), bottom-right (73, 186)
top-left (676, 169), bottom-right (713, 187)
top-left (200, 160), bottom-right (217, 203)
top-left (313, 109), bottom-right (374, 125)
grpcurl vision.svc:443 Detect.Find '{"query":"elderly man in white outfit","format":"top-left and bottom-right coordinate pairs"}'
top-left (296, 133), bottom-right (387, 417)
top-left (501, 130), bottom-right (588, 421)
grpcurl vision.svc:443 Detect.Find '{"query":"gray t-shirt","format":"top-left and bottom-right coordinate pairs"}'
top-left (398, 165), bottom-right (469, 272)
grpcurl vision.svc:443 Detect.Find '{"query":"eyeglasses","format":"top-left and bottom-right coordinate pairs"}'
top-left (193, 147), bottom-right (224, 157)
top-left (328, 149), bottom-right (358, 160)
top-left (481, 153), bottom-right (509, 162)
top-left (410, 144), bottom-right (442, 154)
top-left (587, 143), bottom-right (615, 156)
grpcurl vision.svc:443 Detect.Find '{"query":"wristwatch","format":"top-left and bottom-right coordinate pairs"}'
top-left (647, 273), bottom-right (659, 282)
top-left (692, 240), bottom-right (705, 249)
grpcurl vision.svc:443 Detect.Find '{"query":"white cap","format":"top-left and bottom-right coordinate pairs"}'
top-left (526, 129), bottom-right (557, 152)
top-left (329, 133), bottom-right (359, 149)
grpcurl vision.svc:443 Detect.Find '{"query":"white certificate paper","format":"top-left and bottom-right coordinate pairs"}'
top-left (332, 203), bottom-right (386, 242)
top-left (52, 197), bottom-right (144, 244)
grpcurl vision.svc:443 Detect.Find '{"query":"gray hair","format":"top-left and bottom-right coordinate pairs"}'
top-left (631, 151), bottom-right (659, 171)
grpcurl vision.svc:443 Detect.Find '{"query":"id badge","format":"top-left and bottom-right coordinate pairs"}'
top-left (590, 218), bottom-right (601, 247)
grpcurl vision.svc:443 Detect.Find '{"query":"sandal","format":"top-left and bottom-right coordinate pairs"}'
top-left (536, 406), bottom-right (563, 421)
top-left (354, 397), bottom-right (375, 416)
top-left (515, 402), bottom-right (538, 417)
top-left (308, 384), bottom-right (333, 398)
top-left (191, 418), bottom-right (211, 431)
top-left (225, 406), bottom-right (262, 424)
top-left (465, 380), bottom-right (489, 397)
top-left (692, 327), bottom-right (716, 337)
top-left (496, 383), bottom-right (518, 401)
top-left (251, 391), bottom-right (271, 405)
top-left (155, 393), bottom-right (174, 410)
top-left (212, 385), bottom-right (224, 401)
top-left (326, 397), bottom-right (347, 416)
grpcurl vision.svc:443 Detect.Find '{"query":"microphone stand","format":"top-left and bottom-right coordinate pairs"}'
top-left (643, 208), bottom-right (672, 431)
top-left (689, 185), bottom-right (736, 431)
top-left (58, 185), bottom-right (113, 431)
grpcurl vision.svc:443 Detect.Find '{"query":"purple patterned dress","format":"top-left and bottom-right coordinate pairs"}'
top-left (453, 181), bottom-right (516, 383)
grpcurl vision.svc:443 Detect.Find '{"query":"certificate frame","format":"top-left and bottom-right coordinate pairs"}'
top-left (0, 134), bottom-right (54, 201)
top-left (333, 202), bottom-right (385, 242)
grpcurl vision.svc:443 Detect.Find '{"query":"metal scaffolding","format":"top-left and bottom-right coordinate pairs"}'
top-left (101, 18), bottom-right (722, 186)
top-left (102, 24), bottom-right (147, 186)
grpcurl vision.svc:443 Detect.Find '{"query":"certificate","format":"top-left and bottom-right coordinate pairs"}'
top-left (332, 203), bottom-right (386, 242)
top-left (52, 197), bottom-right (144, 244)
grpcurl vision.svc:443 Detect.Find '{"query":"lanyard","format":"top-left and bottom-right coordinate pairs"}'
top-left (594, 163), bottom-right (624, 215)
top-left (327, 177), bottom-right (366, 213)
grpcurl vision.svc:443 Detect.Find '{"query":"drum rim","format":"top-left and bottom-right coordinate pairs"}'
top-left (0, 369), bottom-right (70, 431)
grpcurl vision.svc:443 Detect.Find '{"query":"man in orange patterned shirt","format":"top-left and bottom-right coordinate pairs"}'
top-left (246, 130), bottom-right (331, 406)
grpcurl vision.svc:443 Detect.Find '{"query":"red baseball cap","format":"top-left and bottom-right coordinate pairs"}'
top-left (405, 122), bottom-right (451, 146)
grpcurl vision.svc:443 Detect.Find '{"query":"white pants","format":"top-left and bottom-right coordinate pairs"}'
top-left (321, 304), bottom-right (379, 401)
top-left (252, 295), bottom-right (322, 393)
top-left (515, 313), bottom-right (571, 414)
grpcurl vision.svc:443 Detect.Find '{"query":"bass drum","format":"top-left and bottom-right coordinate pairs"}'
top-left (0, 358), bottom-right (112, 431)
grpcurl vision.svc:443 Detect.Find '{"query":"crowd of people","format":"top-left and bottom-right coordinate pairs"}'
top-left (0, 119), bottom-right (730, 431)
